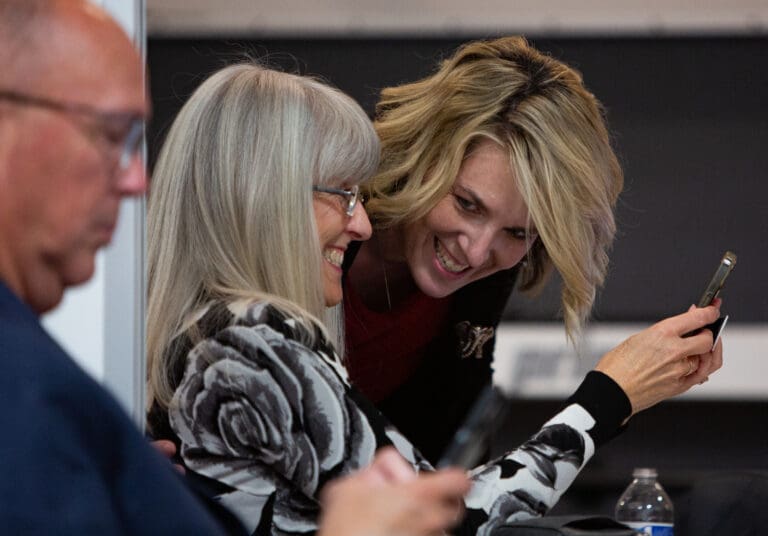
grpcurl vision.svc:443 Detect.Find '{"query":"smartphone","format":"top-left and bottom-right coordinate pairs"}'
top-left (697, 251), bottom-right (737, 308)
top-left (688, 250), bottom-right (736, 347)
top-left (436, 383), bottom-right (510, 469)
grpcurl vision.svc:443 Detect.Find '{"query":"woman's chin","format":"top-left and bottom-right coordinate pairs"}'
top-left (413, 271), bottom-right (457, 299)
top-left (323, 288), bottom-right (343, 307)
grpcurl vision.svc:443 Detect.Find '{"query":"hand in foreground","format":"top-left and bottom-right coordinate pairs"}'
top-left (318, 447), bottom-right (471, 536)
top-left (151, 439), bottom-right (185, 474)
top-left (595, 300), bottom-right (724, 415)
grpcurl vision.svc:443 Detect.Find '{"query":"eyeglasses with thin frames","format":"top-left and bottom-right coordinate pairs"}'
top-left (312, 184), bottom-right (360, 217)
top-left (0, 89), bottom-right (144, 176)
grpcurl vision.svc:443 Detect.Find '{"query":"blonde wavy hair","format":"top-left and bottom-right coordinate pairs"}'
top-left (365, 36), bottom-right (623, 339)
top-left (147, 63), bottom-right (379, 410)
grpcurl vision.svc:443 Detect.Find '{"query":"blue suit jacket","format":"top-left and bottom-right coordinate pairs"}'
top-left (0, 281), bottom-right (227, 535)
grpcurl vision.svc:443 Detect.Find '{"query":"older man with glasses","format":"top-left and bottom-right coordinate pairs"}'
top-left (0, 0), bottom-right (235, 532)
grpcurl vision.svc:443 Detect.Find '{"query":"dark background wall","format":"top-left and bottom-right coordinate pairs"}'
top-left (148, 36), bottom-right (768, 517)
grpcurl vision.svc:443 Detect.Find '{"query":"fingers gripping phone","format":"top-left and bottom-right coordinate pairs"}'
top-left (692, 250), bottom-right (737, 347)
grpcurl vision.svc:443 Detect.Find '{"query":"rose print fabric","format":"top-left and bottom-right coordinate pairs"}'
top-left (167, 301), bottom-right (629, 535)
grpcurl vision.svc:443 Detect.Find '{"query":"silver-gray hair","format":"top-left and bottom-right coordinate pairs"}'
top-left (147, 63), bottom-right (379, 409)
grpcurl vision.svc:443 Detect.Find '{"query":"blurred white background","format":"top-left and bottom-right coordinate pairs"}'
top-left (148, 0), bottom-right (768, 36)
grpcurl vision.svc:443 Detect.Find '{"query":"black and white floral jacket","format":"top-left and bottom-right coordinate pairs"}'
top-left (165, 300), bottom-right (630, 536)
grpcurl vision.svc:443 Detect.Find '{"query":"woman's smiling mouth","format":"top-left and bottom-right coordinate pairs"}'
top-left (323, 247), bottom-right (345, 270)
top-left (434, 237), bottom-right (469, 274)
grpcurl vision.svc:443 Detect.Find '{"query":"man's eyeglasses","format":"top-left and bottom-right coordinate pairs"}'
top-left (0, 89), bottom-right (144, 175)
top-left (312, 184), bottom-right (360, 216)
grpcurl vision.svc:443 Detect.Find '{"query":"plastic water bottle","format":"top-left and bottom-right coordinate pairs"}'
top-left (615, 467), bottom-right (674, 535)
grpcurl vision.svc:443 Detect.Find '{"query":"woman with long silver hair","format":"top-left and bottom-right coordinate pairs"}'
top-left (146, 63), bottom-right (470, 535)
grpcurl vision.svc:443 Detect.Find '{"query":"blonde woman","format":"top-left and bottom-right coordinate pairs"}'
top-left (343, 36), bottom-right (724, 462)
top-left (146, 61), bottom-right (721, 535)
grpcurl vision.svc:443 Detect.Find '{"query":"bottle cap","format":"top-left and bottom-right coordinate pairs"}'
top-left (632, 467), bottom-right (658, 478)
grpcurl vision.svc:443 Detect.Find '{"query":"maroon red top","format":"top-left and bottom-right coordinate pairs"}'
top-left (343, 281), bottom-right (452, 403)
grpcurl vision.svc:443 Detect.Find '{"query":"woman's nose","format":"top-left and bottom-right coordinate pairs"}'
top-left (459, 229), bottom-right (494, 268)
top-left (347, 202), bottom-right (372, 241)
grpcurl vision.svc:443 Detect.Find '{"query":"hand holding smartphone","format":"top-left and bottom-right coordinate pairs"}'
top-left (438, 251), bottom-right (737, 470)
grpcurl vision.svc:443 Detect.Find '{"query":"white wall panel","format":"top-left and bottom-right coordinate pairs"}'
top-left (148, 0), bottom-right (768, 36)
top-left (493, 323), bottom-right (768, 400)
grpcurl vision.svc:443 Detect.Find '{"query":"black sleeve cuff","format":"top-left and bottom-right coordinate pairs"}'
top-left (564, 370), bottom-right (632, 447)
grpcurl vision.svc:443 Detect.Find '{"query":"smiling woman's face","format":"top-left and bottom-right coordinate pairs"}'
top-left (401, 138), bottom-right (537, 298)
top-left (313, 188), bottom-right (372, 306)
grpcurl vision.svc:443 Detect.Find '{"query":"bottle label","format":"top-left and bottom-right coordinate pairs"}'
top-left (621, 522), bottom-right (673, 535)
